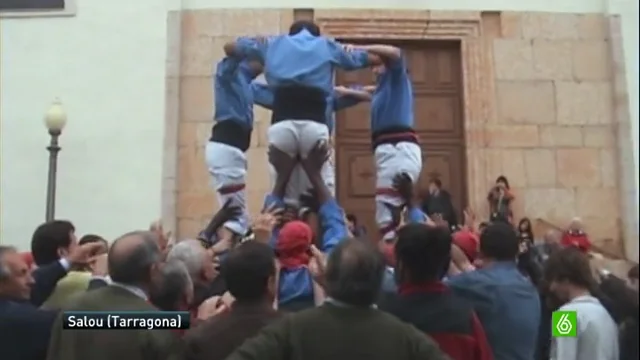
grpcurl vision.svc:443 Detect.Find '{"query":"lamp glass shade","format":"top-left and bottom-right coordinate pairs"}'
top-left (44, 100), bottom-right (67, 131)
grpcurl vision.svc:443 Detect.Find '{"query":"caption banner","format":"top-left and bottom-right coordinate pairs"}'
top-left (63, 311), bottom-right (190, 330)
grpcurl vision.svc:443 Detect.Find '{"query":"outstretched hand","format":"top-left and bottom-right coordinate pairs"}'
top-left (252, 203), bottom-right (284, 244)
top-left (149, 220), bottom-right (172, 251)
top-left (307, 245), bottom-right (327, 288)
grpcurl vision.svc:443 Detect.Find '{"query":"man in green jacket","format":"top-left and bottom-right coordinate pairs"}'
top-left (46, 230), bottom-right (183, 360)
top-left (225, 238), bottom-right (449, 360)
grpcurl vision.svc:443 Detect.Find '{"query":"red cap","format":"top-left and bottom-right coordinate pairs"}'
top-left (452, 230), bottom-right (479, 262)
top-left (276, 221), bottom-right (313, 269)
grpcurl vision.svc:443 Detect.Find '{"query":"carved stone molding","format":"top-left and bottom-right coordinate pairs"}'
top-left (316, 17), bottom-right (480, 39)
top-left (315, 10), bottom-right (490, 211)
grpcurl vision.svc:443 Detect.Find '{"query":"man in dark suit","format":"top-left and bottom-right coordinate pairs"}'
top-left (421, 178), bottom-right (458, 228)
top-left (184, 241), bottom-right (282, 360)
top-left (46, 230), bottom-right (184, 360)
top-left (0, 242), bottom-right (102, 360)
top-left (0, 245), bottom-right (57, 360)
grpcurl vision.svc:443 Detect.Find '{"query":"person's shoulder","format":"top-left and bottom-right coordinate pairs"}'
top-left (0, 299), bottom-right (41, 318)
top-left (447, 269), bottom-right (483, 287)
top-left (147, 327), bottom-right (186, 356)
top-left (184, 312), bottom-right (229, 341)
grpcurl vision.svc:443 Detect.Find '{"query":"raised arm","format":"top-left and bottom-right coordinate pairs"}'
top-left (301, 141), bottom-right (347, 253)
top-left (358, 44), bottom-right (402, 61)
top-left (333, 86), bottom-right (371, 101)
top-left (327, 39), bottom-right (381, 70)
top-left (356, 44), bottom-right (405, 73)
top-left (263, 146), bottom-right (297, 247)
top-left (224, 36), bottom-right (270, 62)
top-left (251, 82), bottom-right (274, 110)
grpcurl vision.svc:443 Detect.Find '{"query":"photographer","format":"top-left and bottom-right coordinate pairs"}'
top-left (487, 176), bottom-right (514, 223)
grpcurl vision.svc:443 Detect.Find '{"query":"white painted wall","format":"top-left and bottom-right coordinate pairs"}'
top-left (1, 0), bottom-right (637, 252)
top-left (1, 1), bottom-right (169, 248)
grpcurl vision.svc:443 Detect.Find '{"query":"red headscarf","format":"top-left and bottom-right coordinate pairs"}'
top-left (276, 221), bottom-right (313, 269)
top-left (452, 229), bottom-right (479, 262)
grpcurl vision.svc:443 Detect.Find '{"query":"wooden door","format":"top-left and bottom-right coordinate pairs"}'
top-left (335, 41), bottom-right (467, 239)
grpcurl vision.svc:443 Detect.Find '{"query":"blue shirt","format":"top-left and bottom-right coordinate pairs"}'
top-left (370, 54), bottom-right (414, 132)
top-left (263, 194), bottom-right (348, 306)
top-left (251, 82), bottom-right (363, 131)
top-left (234, 30), bottom-right (371, 95)
top-left (446, 262), bottom-right (541, 360)
top-left (407, 206), bottom-right (427, 223)
top-left (213, 57), bottom-right (258, 129)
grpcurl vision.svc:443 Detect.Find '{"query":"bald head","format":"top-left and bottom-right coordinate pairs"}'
top-left (544, 229), bottom-right (561, 244)
top-left (108, 231), bottom-right (162, 286)
top-left (325, 238), bottom-right (385, 307)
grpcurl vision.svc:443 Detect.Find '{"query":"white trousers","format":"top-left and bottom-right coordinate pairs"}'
top-left (205, 141), bottom-right (249, 235)
top-left (375, 142), bottom-right (423, 240)
top-left (268, 120), bottom-right (335, 206)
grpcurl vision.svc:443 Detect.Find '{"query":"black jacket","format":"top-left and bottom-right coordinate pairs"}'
top-left (31, 260), bottom-right (68, 306)
top-left (1, 260), bottom-right (66, 360)
top-left (421, 190), bottom-right (458, 227)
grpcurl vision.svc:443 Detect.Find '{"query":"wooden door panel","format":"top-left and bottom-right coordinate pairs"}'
top-left (335, 144), bottom-right (377, 238)
top-left (336, 103), bottom-right (371, 137)
top-left (414, 93), bottom-right (463, 137)
top-left (336, 145), bottom-right (376, 202)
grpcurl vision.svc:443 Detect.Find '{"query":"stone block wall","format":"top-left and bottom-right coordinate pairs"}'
top-left (486, 12), bottom-right (623, 250)
top-left (163, 9), bottom-right (635, 256)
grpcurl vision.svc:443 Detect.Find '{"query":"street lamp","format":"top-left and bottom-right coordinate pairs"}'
top-left (44, 99), bottom-right (67, 222)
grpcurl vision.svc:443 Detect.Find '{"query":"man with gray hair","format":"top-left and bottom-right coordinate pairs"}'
top-left (150, 260), bottom-right (194, 312)
top-left (226, 238), bottom-right (448, 360)
top-left (46, 230), bottom-right (184, 360)
top-left (1, 245), bottom-right (59, 360)
top-left (167, 239), bottom-right (219, 308)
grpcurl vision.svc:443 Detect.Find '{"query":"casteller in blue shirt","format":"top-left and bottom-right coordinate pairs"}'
top-left (446, 222), bottom-right (541, 360)
top-left (225, 20), bottom-right (379, 127)
top-left (358, 44), bottom-right (418, 150)
top-left (262, 194), bottom-right (348, 311)
top-left (210, 56), bottom-right (263, 152)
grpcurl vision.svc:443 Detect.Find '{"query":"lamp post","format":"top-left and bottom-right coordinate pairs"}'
top-left (44, 99), bottom-right (67, 222)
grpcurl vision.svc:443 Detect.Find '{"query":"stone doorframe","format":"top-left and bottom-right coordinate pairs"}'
top-left (314, 10), bottom-right (492, 213)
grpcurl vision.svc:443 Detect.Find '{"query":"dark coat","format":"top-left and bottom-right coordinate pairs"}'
top-left (0, 259), bottom-right (70, 360)
top-left (421, 190), bottom-right (458, 227)
top-left (225, 303), bottom-right (449, 360)
top-left (46, 285), bottom-right (183, 360)
top-left (184, 302), bottom-right (282, 360)
top-left (379, 282), bottom-right (493, 360)
top-left (0, 297), bottom-right (58, 360)
top-left (31, 260), bottom-right (68, 306)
